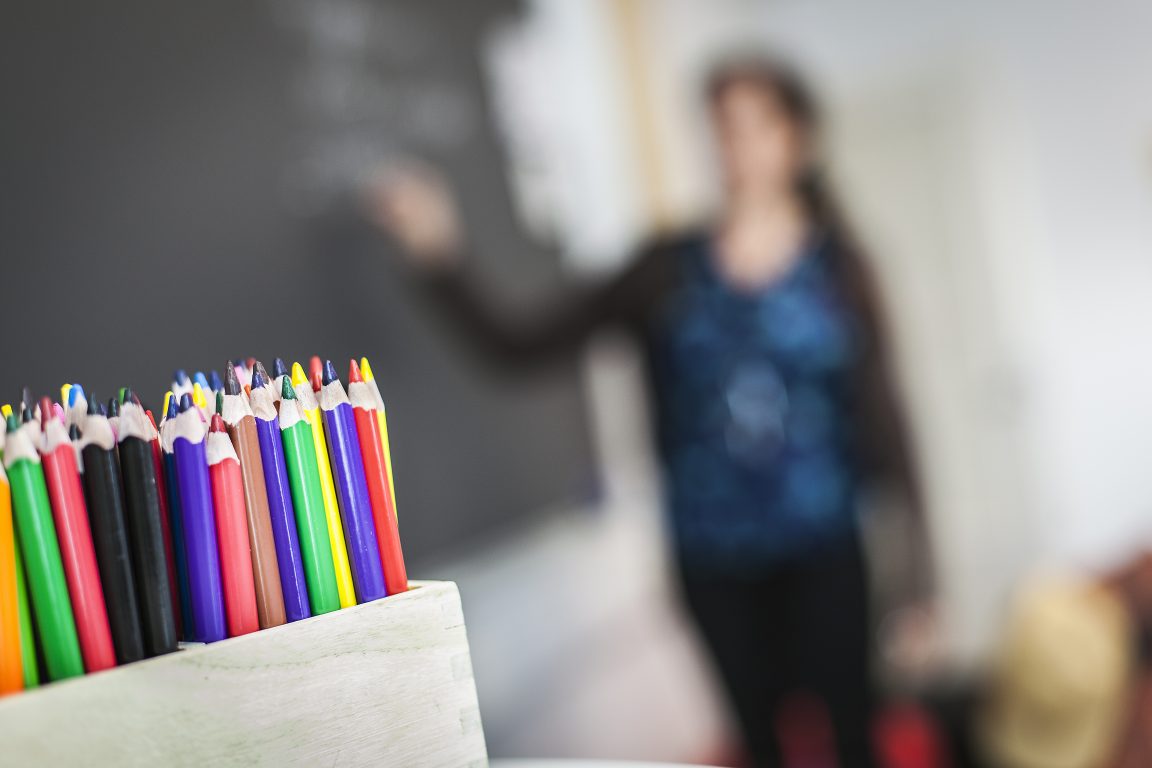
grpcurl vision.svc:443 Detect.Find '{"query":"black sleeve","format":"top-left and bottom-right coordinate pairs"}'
top-left (418, 238), bottom-right (679, 371)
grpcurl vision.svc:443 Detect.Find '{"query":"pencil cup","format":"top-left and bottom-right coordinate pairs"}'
top-left (0, 581), bottom-right (488, 767)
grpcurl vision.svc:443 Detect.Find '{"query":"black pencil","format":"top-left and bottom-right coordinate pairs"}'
top-left (117, 392), bottom-right (178, 658)
top-left (76, 400), bottom-right (146, 664)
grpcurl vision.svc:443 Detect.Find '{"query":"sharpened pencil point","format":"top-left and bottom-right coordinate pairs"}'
top-left (224, 361), bottom-right (241, 396)
top-left (166, 394), bottom-right (178, 421)
top-left (209, 413), bottom-right (225, 433)
top-left (250, 367), bottom-right (266, 389)
top-left (290, 362), bottom-right (307, 385)
top-left (322, 359), bottom-right (338, 386)
top-left (0, 405), bottom-right (10, 419)
top-left (69, 383), bottom-right (85, 407)
top-left (281, 376), bottom-right (297, 401)
top-left (6, 413), bottom-right (18, 433)
top-left (38, 397), bottom-right (53, 429)
top-left (118, 387), bottom-right (128, 404)
top-left (21, 387), bottom-right (34, 414)
top-left (348, 358), bottom-right (363, 383)
top-left (95, 400), bottom-right (107, 417)
top-left (130, 391), bottom-right (142, 407)
top-left (216, 391), bottom-right (223, 414)
top-left (273, 358), bottom-right (289, 379)
top-left (192, 382), bottom-right (207, 409)
top-left (107, 398), bottom-right (120, 418)
top-left (69, 424), bottom-right (80, 441)
top-left (209, 370), bottom-right (223, 392)
top-left (174, 369), bottom-right (189, 385)
top-left (309, 356), bottom-right (323, 392)
top-left (253, 360), bottom-right (271, 387)
top-left (360, 357), bottom-right (375, 382)
top-left (194, 371), bottom-right (210, 392)
top-left (179, 393), bottom-right (194, 413)
top-left (87, 393), bottom-right (99, 415)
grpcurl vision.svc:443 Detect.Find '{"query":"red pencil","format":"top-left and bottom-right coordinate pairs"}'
top-left (347, 361), bottom-right (407, 595)
top-left (38, 398), bottom-right (116, 672)
top-left (146, 409), bottom-right (182, 638)
top-left (308, 356), bottom-right (323, 393)
top-left (207, 414), bottom-right (259, 637)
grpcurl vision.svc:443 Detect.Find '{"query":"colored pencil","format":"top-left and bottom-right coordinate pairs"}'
top-left (209, 370), bottom-right (223, 394)
top-left (220, 367), bottom-right (286, 629)
top-left (250, 366), bottom-right (310, 622)
top-left (38, 398), bottom-right (115, 673)
top-left (0, 462), bottom-right (23, 693)
top-left (159, 396), bottom-right (195, 640)
top-left (318, 360), bottom-right (385, 603)
top-left (278, 378), bottom-right (339, 614)
top-left (349, 361), bottom-right (407, 595)
top-left (309, 356), bottom-right (323, 391)
top-left (292, 362), bottom-right (356, 609)
top-left (172, 394), bottom-right (226, 642)
top-left (77, 402), bottom-right (145, 665)
top-left (172, 369), bottom-right (192, 400)
top-left (13, 544), bottom-right (37, 688)
top-left (270, 358), bottom-right (289, 407)
top-left (206, 414), bottom-right (258, 637)
top-left (118, 397), bottom-right (179, 657)
top-left (360, 357), bottom-right (398, 520)
top-left (107, 396), bottom-right (120, 440)
top-left (145, 407), bottom-right (181, 639)
top-left (66, 384), bottom-right (87, 431)
top-left (4, 415), bottom-right (83, 680)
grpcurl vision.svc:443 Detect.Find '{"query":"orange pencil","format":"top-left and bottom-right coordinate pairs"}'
top-left (0, 463), bottom-right (22, 694)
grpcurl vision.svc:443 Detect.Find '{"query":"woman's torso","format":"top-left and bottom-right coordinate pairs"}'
top-left (638, 233), bottom-right (864, 576)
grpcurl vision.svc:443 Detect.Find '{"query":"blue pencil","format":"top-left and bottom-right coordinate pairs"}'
top-left (160, 395), bottom-right (196, 640)
top-left (250, 365), bottom-right (311, 622)
top-left (318, 360), bottom-right (386, 603)
top-left (172, 394), bottom-right (226, 643)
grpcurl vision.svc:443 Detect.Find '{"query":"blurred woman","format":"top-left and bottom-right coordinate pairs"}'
top-left (372, 56), bottom-right (931, 768)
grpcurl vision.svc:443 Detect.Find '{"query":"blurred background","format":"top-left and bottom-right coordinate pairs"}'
top-left (5, 1), bottom-right (1152, 766)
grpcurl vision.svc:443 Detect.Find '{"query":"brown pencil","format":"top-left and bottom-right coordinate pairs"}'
top-left (218, 368), bottom-right (286, 629)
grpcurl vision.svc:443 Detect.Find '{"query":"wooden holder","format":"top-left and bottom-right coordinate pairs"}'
top-left (0, 581), bottom-right (488, 767)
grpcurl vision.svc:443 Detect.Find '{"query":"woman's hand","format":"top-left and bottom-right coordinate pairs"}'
top-left (362, 164), bottom-right (462, 271)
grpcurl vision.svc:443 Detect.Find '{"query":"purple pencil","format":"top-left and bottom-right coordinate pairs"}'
top-left (318, 360), bottom-right (386, 603)
top-left (250, 365), bottom-right (311, 622)
top-left (172, 393), bottom-right (226, 643)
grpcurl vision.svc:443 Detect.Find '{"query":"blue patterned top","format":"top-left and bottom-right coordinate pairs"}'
top-left (651, 235), bottom-right (862, 575)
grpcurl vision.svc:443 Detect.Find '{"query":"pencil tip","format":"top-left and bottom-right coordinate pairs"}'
top-left (250, 367), bottom-right (266, 389)
top-left (281, 376), bottom-right (297, 401)
top-left (309, 356), bottom-right (323, 391)
top-left (87, 393), bottom-right (98, 415)
top-left (166, 394), bottom-right (178, 420)
top-left (130, 391), bottom-right (142, 407)
top-left (322, 359), bottom-right (339, 386)
top-left (194, 371), bottom-right (210, 392)
top-left (107, 397), bottom-right (120, 417)
top-left (253, 360), bottom-right (270, 386)
top-left (38, 397), bottom-right (52, 429)
top-left (174, 369), bottom-right (189, 385)
top-left (348, 358), bottom-right (363, 383)
top-left (209, 413), bottom-right (225, 433)
top-left (69, 383), bottom-right (85, 407)
top-left (6, 413), bottom-right (18, 433)
top-left (118, 387), bottom-right (129, 404)
top-left (209, 370), bottom-right (223, 392)
top-left (273, 358), bottom-right (288, 379)
top-left (290, 362), bottom-right (307, 385)
top-left (225, 361), bottom-right (241, 396)
top-left (360, 357), bottom-right (374, 381)
top-left (179, 393), bottom-right (194, 413)
top-left (216, 390), bottom-right (223, 413)
top-left (69, 424), bottom-right (81, 441)
top-left (95, 400), bottom-right (107, 417)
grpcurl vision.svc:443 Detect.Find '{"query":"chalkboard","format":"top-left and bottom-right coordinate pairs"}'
top-left (0, 0), bottom-right (595, 561)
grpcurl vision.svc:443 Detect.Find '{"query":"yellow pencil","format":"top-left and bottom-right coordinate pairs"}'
top-left (360, 357), bottom-right (398, 520)
top-left (291, 363), bottom-right (356, 608)
top-left (0, 405), bottom-right (11, 420)
top-left (59, 384), bottom-right (72, 408)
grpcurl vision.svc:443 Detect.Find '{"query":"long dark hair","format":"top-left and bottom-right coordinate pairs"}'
top-left (707, 56), bottom-right (917, 489)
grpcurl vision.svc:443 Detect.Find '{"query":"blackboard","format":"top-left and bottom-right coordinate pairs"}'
top-left (0, 0), bottom-right (595, 561)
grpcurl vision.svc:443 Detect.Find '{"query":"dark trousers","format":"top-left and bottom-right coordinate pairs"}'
top-left (679, 535), bottom-right (875, 768)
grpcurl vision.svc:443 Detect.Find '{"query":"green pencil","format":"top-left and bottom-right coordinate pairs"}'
top-left (278, 378), bottom-right (340, 614)
top-left (4, 415), bottom-right (83, 680)
top-left (13, 543), bottom-right (39, 688)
